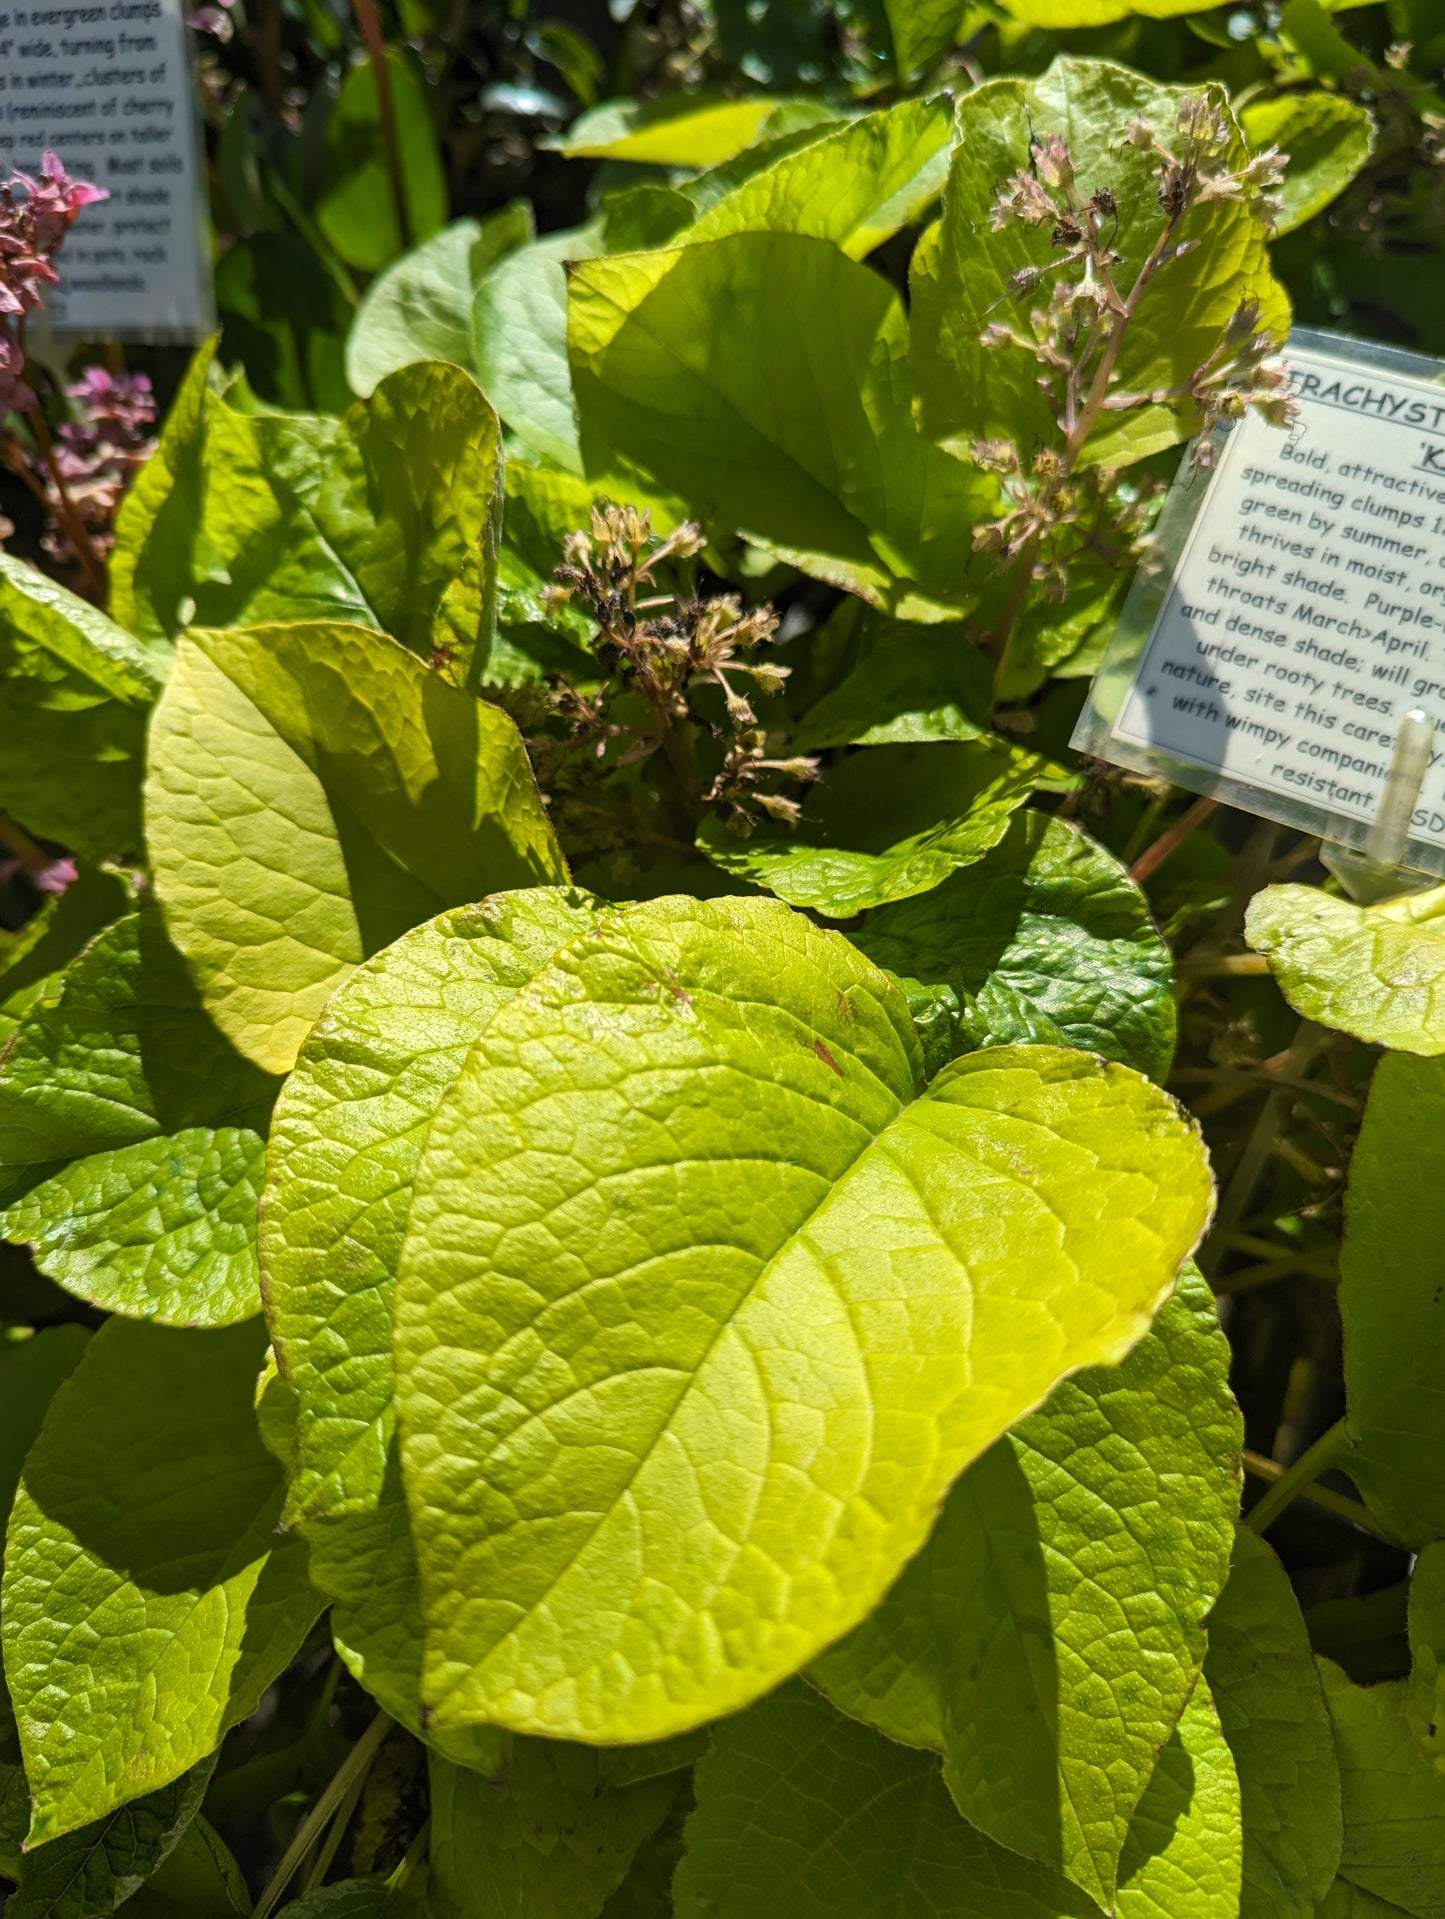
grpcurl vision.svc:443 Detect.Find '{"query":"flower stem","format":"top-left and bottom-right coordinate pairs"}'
top-left (350, 0), bottom-right (412, 252)
top-left (1244, 1419), bottom-right (1353, 1534)
top-left (254, 1711), bottom-right (392, 1919)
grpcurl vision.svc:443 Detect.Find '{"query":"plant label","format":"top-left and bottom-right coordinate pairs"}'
top-left (1075, 330), bottom-right (1445, 875)
top-left (0, 0), bottom-right (212, 338)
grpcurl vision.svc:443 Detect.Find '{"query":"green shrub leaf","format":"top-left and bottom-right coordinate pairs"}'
top-left (697, 742), bottom-right (1037, 917)
top-left (121, 1815), bottom-right (251, 1918)
top-left (0, 555), bottom-right (162, 858)
top-left (3, 1318), bottom-right (322, 1842)
top-left (1338, 1053), bottom-right (1445, 1543)
top-left (1408, 1545), bottom-right (1445, 1775)
top-left (144, 621), bottom-right (564, 1074)
top-left (347, 203), bottom-right (533, 398)
top-left (1322, 1656), bottom-right (1445, 1916)
top-left (546, 94), bottom-right (831, 166)
top-left (569, 232), bottom-right (994, 615)
top-left (1240, 93), bottom-right (1375, 235)
top-left (911, 58), bottom-right (1290, 468)
top-left (814, 1264), bottom-right (1238, 1907)
top-left (0, 1325), bottom-right (90, 1523)
top-left (428, 1744), bottom-right (680, 1919)
top-left (1246, 884), bottom-right (1445, 1055)
top-left (854, 812), bottom-right (1176, 1079)
top-left (1206, 1528), bottom-right (1343, 1918)
top-left (317, 52), bottom-right (446, 273)
top-left (394, 894), bottom-right (1211, 1742)
top-left (474, 226), bottom-right (602, 473)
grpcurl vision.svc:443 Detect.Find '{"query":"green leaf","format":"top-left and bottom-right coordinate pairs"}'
top-left (107, 362), bottom-right (502, 672)
top-left (347, 203), bottom-right (533, 398)
top-left (1112, 1678), bottom-right (1243, 1918)
top-left (263, 888), bottom-right (607, 1522)
top-left (3, 1761), bottom-right (215, 1919)
top-left (697, 741), bottom-right (1037, 919)
top-left (681, 97), bottom-right (956, 261)
top-left (122, 1814), bottom-right (251, 1917)
top-left (0, 1325), bottom-right (90, 1520)
top-left (1408, 1544), bottom-right (1445, 1775)
top-left (853, 811), bottom-right (1176, 1080)
top-left (1205, 1528), bottom-right (1343, 1919)
top-left (0, 554), bottom-right (162, 858)
top-left (675, 1678), bottom-right (1099, 1918)
top-left (144, 621), bottom-right (564, 1074)
top-left (596, 1778), bottom-right (692, 1919)
top-left (999, 0), bottom-right (1245, 20)
top-left (569, 232), bottom-right (994, 616)
top-left (1338, 1052), bottom-right (1445, 1544)
top-left (794, 613), bottom-right (992, 751)
top-left (110, 338), bottom-right (218, 650)
top-left (1316, 1879), bottom-right (1413, 1919)
top-left (275, 1885), bottom-right (422, 1919)
top-left (813, 1264), bottom-right (1238, 1909)
top-left (1, 1128), bottom-right (266, 1330)
top-left (1321, 1656), bottom-right (1445, 1917)
top-left (473, 225), bottom-right (602, 474)
top-left (911, 59), bottom-right (1290, 468)
top-left (885, 0), bottom-right (965, 78)
top-left (428, 1744), bottom-right (680, 1919)
top-left (1240, 93), bottom-right (1375, 236)
top-left (262, 890), bottom-right (606, 1759)
top-left (546, 94), bottom-right (832, 166)
top-left (0, 864), bottom-right (131, 1039)
top-left (3, 1318), bottom-right (323, 1841)
top-left (394, 894), bottom-right (1212, 1742)
top-left (217, 231), bottom-right (352, 415)
top-left (1245, 884), bottom-right (1445, 1055)
top-left (318, 52), bottom-right (446, 273)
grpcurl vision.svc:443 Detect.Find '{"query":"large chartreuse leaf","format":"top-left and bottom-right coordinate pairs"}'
top-left (1338, 1052), bottom-right (1445, 1544)
top-left (1322, 1656), bottom-right (1445, 1916)
top-left (428, 1744), bottom-right (680, 1919)
top-left (3, 1318), bottom-right (322, 1842)
top-left (697, 741), bottom-right (1037, 918)
top-left (109, 360), bottom-right (501, 674)
top-left (680, 97), bottom-right (955, 261)
top-left (1000, 0), bottom-right (1243, 20)
top-left (144, 621), bottom-right (564, 1075)
top-left (1205, 1528), bottom-right (1343, 1919)
top-left (0, 911), bottom-right (279, 1325)
top-left (1240, 93), bottom-right (1374, 236)
top-left (260, 891), bottom-right (605, 1758)
top-left (813, 1264), bottom-right (1237, 1909)
top-left (0, 556), bottom-right (162, 858)
top-left (911, 59), bottom-right (1290, 469)
top-left (346, 203), bottom-right (533, 398)
top-left (1246, 885), bottom-right (1445, 1054)
top-left (854, 812), bottom-right (1176, 1081)
top-left (570, 232), bottom-right (995, 616)
top-left (1409, 1545), bottom-right (1445, 1775)
top-left (0, 1325), bottom-right (90, 1545)
top-left (316, 51), bottom-right (446, 273)
top-left (675, 1675), bottom-right (1240, 1918)
top-left (394, 893), bottom-right (1211, 1742)
top-left (546, 94), bottom-right (833, 165)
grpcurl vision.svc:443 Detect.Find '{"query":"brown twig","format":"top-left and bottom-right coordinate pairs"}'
top-left (1129, 793), bottom-right (1220, 884)
top-left (349, 0), bottom-right (412, 251)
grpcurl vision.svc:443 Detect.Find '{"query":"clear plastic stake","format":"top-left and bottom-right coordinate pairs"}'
top-left (1322, 707), bottom-right (1436, 904)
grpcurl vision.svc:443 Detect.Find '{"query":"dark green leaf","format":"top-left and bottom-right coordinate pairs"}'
top-left (318, 52), bottom-right (446, 273)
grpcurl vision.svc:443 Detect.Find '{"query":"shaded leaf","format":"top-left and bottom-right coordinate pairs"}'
top-left (3, 1760), bottom-right (214, 1919)
top-left (216, 231), bottom-right (351, 415)
top-left (122, 1814), bottom-right (251, 1917)
top-left (428, 1743), bottom-right (679, 1919)
top-left (1338, 1051), bottom-right (1445, 1545)
top-left (853, 811), bottom-right (1176, 1079)
top-left (1246, 884), bottom-right (1445, 1055)
top-left (318, 52), bottom-right (446, 273)
top-left (3, 1318), bottom-right (323, 1841)
top-left (793, 613), bottom-right (992, 751)
top-left (1322, 1656), bottom-right (1445, 1917)
top-left (1205, 1527), bottom-right (1343, 1919)
top-left (144, 621), bottom-right (564, 1074)
top-left (697, 741), bottom-right (1037, 918)
top-left (473, 224), bottom-right (602, 473)
top-left (885, 0), bottom-right (965, 79)
top-left (394, 894), bottom-right (1212, 1742)
top-left (814, 1266), bottom-right (1238, 1908)
top-left (0, 555), bottom-right (161, 858)
top-left (570, 232), bottom-right (995, 615)
top-left (1408, 1544), bottom-right (1445, 1775)
top-left (0, 1325), bottom-right (90, 1521)
top-left (911, 59), bottom-right (1289, 468)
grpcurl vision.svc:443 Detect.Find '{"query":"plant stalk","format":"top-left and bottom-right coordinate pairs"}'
top-left (349, 0), bottom-right (412, 252)
top-left (254, 1711), bottom-right (393, 1919)
top-left (1244, 1420), bottom-right (1352, 1534)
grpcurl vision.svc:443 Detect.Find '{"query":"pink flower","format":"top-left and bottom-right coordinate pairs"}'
top-left (12, 151), bottom-right (108, 254)
top-left (0, 332), bottom-right (35, 414)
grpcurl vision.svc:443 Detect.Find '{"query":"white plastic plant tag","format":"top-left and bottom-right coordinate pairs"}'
top-left (0, 0), bottom-right (213, 338)
top-left (1075, 328), bottom-right (1445, 878)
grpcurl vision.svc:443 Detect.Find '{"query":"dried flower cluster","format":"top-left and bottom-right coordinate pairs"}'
top-left (0, 152), bottom-right (107, 415)
top-left (972, 93), bottom-right (1296, 680)
top-left (42, 367), bottom-right (157, 565)
top-left (525, 506), bottom-right (818, 855)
